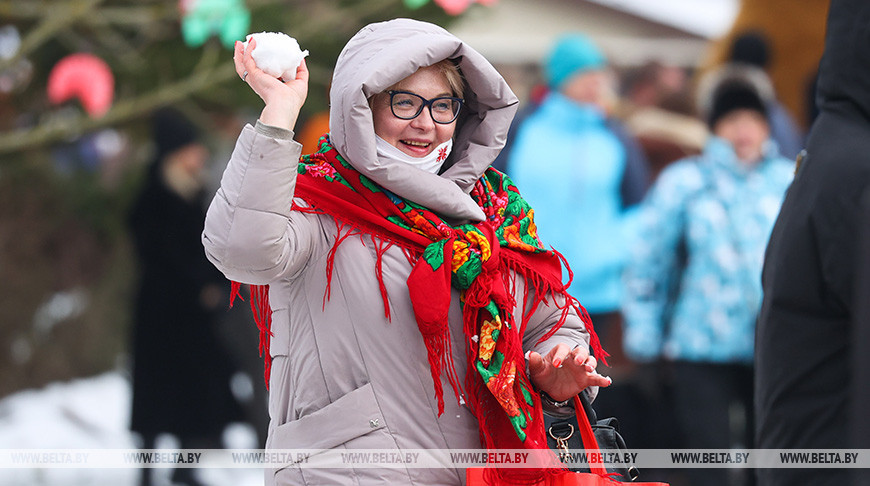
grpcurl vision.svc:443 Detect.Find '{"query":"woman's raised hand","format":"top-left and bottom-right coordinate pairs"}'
top-left (233, 38), bottom-right (309, 131)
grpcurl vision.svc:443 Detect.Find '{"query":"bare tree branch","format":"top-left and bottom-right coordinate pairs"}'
top-left (0, 0), bottom-right (106, 72)
top-left (0, 62), bottom-right (235, 154)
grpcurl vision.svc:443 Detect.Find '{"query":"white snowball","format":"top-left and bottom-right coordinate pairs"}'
top-left (242, 31), bottom-right (309, 80)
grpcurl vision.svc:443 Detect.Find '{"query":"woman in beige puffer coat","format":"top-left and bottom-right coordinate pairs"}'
top-left (203, 18), bottom-right (612, 486)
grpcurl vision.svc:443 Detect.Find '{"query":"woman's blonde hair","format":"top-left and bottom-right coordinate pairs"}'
top-left (435, 59), bottom-right (465, 99)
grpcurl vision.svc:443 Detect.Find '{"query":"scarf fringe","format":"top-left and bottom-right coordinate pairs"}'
top-left (230, 281), bottom-right (273, 388)
top-left (500, 255), bottom-right (555, 340)
top-left (424, 334), bottom-right (448, 415)
top-left (549, 248), bottom-right (609, 366)
top-left (423, 331), bottom-right (465, 415)
top-left (294, 201), bottom-right (425, 327)
top-left (501, 248), bottom-right (610, 367)
top-left (401, 246), bottom-right (420, 266)
top-left (324, 221), bottom-right (358, 310)
top-left (373, 238), bottom-right (392, 321)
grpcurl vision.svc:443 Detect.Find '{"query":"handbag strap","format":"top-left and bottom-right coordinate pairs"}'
top-left (572, 395), bottom-right (610, 477)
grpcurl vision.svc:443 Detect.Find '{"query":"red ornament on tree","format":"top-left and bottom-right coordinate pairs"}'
top-left (47, 53), bottom-right (114, 118)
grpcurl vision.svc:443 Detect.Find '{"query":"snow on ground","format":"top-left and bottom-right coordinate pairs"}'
top-left (0, 372), bottom-right (263, 486)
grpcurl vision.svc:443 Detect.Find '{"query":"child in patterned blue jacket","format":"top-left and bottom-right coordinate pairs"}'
top-left (622, 64), bottom-right (794, 486)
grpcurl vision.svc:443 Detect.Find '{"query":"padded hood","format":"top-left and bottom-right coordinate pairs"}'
top-left (328, 18), bottom-right (519, 221)
top-left (815, 0), bottom-right (870, 123)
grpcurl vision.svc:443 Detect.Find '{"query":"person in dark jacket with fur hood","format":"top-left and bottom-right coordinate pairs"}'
top-left (755, 0), bottom-right (870, 484)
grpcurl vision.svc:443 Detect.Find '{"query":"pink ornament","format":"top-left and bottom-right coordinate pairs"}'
top-left (47, 53), bottom-right (114, 118)
top-left (178, 0), bottom-right (198, 15)
top-left (434, 0), bottom-right (473, 15)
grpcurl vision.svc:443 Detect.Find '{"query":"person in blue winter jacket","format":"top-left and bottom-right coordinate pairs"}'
top-left (507, 34), bottom-right (649, 343)
top-left (622, 64), bottom-right (794, 486)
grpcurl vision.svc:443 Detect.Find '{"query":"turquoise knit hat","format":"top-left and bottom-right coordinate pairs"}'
top-left (545, 34), bottom-right (606, 89)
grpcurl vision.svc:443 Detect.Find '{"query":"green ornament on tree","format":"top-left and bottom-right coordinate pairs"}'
top-left (403, 0), bottom-right (430, 9)
top-left (181, 0), bottom-right (251, 49)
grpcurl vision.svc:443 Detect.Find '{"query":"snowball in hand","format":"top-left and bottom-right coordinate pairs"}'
top-left (242, 32), bottom-right (309, 80)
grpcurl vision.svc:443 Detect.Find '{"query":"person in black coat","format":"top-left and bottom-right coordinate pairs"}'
top-left (128, 108), bottom-right (242, 486)
top-left (754, 1), bottom-right (870, 484)
top-left (853, 191), bottom-right (870, 486)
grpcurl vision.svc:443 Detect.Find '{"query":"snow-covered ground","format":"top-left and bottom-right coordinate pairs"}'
top-left (0, 372), bottom-right (263, 486)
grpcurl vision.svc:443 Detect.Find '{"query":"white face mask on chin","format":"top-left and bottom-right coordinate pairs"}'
top-left (375, 136), bottom-right (453, 174)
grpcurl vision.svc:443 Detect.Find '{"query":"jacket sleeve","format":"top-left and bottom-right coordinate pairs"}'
top-left (519, 279), bottom-right (599, 401)
top-left (519, 277), bottom-right (590, 359)
top-left (202, 123), bottom-right (318, 284)
top-left (621, 162), bottom-right (695, 362)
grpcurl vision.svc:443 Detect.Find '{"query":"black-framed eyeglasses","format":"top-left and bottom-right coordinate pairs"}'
top-left (387, 90), bottom-right (464, 124)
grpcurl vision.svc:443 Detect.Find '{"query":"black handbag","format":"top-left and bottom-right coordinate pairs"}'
top-left (543, 391), bottom-right (640, 482)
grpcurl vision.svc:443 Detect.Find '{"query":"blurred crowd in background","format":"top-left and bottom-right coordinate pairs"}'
top-left (0, 1), bottom-right (833, 485)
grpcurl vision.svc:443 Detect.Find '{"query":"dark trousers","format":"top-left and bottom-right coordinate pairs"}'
top-left (672, 361), bottom-right (754, 486)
